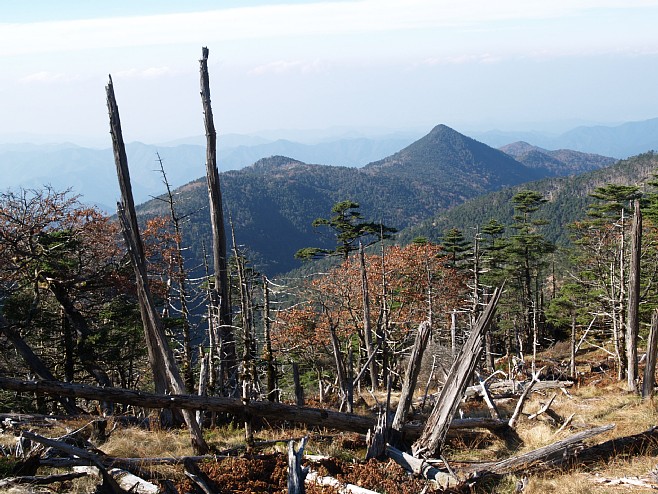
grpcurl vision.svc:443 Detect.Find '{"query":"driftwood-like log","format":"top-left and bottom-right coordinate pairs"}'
top-left (184, 458), bottom-right (217, 494)
top-left (469, 423), bottom-right (615, 476)
top-left (412, 287), bottom-right (502, 457)
top-left (385, 445), bottom-right (459, 489)
top-left (0, 377), bottom-right (508, 438)
top-left (0, 471), bottom-right (88, 489)
top-left (508, 367), bottom-right (543, 428)
top-left (22, 430), bottom-right (127, 494)
top-left (463, 379), bottom-right (573, 401)
top-left (306, 471), bottom-right (380, 494)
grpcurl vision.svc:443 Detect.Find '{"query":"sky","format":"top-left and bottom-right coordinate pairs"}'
top-left (1, 0), bottom-right (658, 146)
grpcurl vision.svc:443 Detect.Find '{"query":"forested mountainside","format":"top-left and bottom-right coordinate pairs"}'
top-left (397, 152), bottom-right (658, 247)
top-left (137, 124), bottom-right (605, 275)
top-left (499, 141), bottom-right (616, 176)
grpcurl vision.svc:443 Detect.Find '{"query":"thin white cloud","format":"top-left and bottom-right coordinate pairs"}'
top-left (1, 0), bottom-right (657, 58)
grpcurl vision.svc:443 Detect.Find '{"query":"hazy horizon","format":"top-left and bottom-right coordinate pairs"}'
top-left (2, 1), bottom-right (658, 148)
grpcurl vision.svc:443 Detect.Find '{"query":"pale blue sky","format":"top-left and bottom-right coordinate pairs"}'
top-left (1, 0), bottom-right (658, 145)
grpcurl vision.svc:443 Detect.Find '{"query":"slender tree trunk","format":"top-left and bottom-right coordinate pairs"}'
top-left (262, 276), bottom-right (277, 402)
top-left (156, 153), bottom-right (194, 393)
top-left (642, 309), bottom-right (658, 399)
top-left (199, 47), bottom-right (235, 390)
top-left (392, 321), bottom-right (432, 433)
top-left (359, 242), bottom-right (377, 391)
top-left (107, 76), bottom-right (208, 454)
top-left (570, 314), bottom-right (577, 379)
top-left (626, 199), bottom-right (641, 392)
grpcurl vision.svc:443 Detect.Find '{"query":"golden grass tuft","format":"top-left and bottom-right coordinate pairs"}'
top-left (101, 427), bottom-right (193, 458)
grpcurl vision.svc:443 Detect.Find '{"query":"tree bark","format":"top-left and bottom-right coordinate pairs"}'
top-left (107, 76), bottom-right (208, 455)
top-left (0, 376), bottom-right (508, 437)
top-left (199, 47), bottom-right (235, 389)
top-left (643, 309), bottom-right (658, 398)
top-left (391, 321), bottom-right (431, 433)
top-left (359, 242), bottom-right (377, 391)
top-left (626, 199), bottom-right (641, 392)
top-left (412, 286), bottom-right (502, 457)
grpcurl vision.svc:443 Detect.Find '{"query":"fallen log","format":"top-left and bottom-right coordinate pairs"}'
top-left (463, 379), bottom-right (574, 401)
top-left (0, 376), bottom-right (508, 438)
top-left (20, 430), bottom-right (127, 494)
top-left (0, 471), bottom-right (88, 489)
top-left (385, 444), bottom-right (459, 489)
top-left (468, 423), bottom-right (615, 476)
top-left (306, 471), bottom-right (381, 494)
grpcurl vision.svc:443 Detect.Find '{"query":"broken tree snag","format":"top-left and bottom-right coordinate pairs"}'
top-left (412, 286), bottom-right (503, 457)
top-left (385, 445), bottom-right (459, 489)
top-left (107, 76), bottom-right (208, 455)
top-left (288, 437), bottom-right (310, 494)
top-left (643, 309), bottom-right (658, 399)
top-left (184, 458), bottom-right (217, 494)
top-left (508, 367), bottom-right (544, 429)
top-left (199, 47), bottom-right (235, 388)
top-left (626, 198), bottom-right (641, 393)
top-left (391, 321), bottom-right (432, 437)
top-left (476, 372), bottom-right (500, 420)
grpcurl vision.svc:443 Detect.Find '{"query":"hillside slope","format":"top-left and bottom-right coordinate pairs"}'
top-left (397, 152), bottom-right (658, 247)
top-left (138, 125), bottom-right (548, 275)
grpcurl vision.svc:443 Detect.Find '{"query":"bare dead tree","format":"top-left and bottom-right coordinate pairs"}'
top-left (626, 198), bottom-right (641, 392)
top-left (107, 76), bottom-right (208, 454)
top-left (199, 47), bottom-right (235, 391)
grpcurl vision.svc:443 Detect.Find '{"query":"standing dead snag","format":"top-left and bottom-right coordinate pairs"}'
top-left (412, 286), bottom-right (503, 457)
top-left (643, 309), bottom-right (658, 398)
top-left (391, 321), bottom-right (432, 437)
top-left (107, 76), bottom-right (209, 455)
top-left (288, 437), bottom-right (310, 494)
top-left (200, 46), bottom-right (235, 392)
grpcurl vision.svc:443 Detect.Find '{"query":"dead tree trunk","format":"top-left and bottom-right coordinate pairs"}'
top-left (199, 47), bottom-right (235, 390)
top-left (0, 376), bottom-right (508, 437)
top-left (412, 286), bottom-right (502, 457)
top-left (391, 321), bottom-right (432, 434)
top-left (156, 153), bottom-right (195, 393)
top-left (626, 198), bottom-right (641, 393)
top-left (359, 242), bottom-right (377, 391)
top-left (107, 76), bottom-right (208, 455)
top-left (643, 309), bottom-right (658, 399)
top-left (263, 276), bottom-right (278, 402)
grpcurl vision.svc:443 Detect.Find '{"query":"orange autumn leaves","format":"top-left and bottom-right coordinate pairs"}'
top-left (273, 243), bottom-right (466, 366)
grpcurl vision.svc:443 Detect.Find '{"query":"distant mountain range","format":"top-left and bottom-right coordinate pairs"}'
top-left (472, 117), bottom-right (658, 158)
top-left (2, 117), bottom-right (656, 212)
top-left (135, 124), bottom-right (619, 276)
top-left (0, 135), bottom-right (416, 211)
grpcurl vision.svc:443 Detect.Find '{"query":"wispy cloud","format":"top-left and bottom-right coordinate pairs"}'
top-left (1, 0), bottom-right (657, 58)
